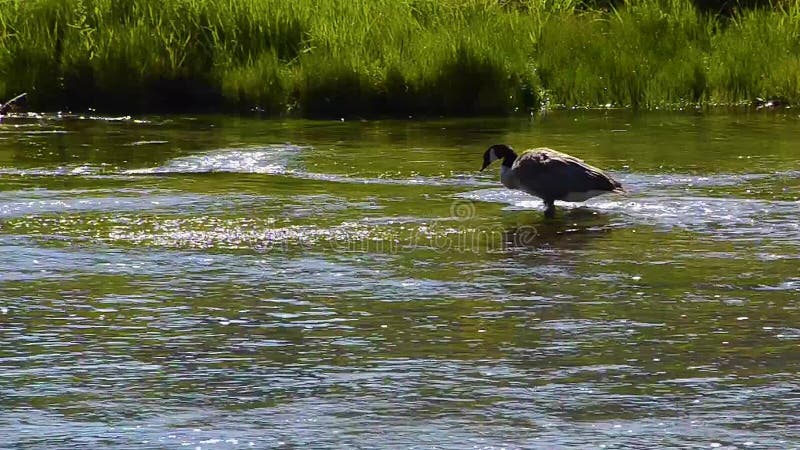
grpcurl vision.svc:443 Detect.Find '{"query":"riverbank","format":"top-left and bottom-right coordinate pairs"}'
top-left (0, 0), bottom-right (798, 115)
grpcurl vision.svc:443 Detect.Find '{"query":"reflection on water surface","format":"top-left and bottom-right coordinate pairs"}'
top-left (0, 111), bottom-right (798, 448)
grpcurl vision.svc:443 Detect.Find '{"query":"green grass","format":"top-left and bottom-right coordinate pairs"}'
top-left (0, 0), bottom-right (798, 115)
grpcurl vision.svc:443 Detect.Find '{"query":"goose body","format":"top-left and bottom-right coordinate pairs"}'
top-left (481, 144), bottom-right (623, 218)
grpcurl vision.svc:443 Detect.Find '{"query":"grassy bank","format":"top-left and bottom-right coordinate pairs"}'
top-left (0, 0), bottom-right (798, 115)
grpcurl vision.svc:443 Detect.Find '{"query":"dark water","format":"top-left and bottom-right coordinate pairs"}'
top-left (0, 111), bottom-right (798, 449)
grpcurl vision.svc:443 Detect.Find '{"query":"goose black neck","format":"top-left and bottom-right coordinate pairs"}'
top-left (501, 151), bottom-right (517, 168)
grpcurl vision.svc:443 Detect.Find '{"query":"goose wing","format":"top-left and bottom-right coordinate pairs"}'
top-left (512, 148), bottom-right (622, 200)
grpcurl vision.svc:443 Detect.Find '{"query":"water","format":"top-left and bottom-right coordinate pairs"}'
top-left (0, 111), bottom-right (798, 449)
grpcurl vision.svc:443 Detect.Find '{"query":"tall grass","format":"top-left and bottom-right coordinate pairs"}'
top-left (708, 2), bottom-right (800, 104)
top-left (0, 0), bottom-right (798, 115)
top-left (537, 0), bottom-right (713, 108)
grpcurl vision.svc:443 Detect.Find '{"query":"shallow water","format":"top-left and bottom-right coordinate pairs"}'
top-left (0, 111), bottom-right (798, 449)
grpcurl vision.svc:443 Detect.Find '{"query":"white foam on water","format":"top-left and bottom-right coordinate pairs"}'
top-left (124, 145), bottom-right (303, 175)
top-left (0, 188), bottom-right (283, 219)
top-left (460, 171), bottom-right (800, 242)
top-left (122, 144), bottom-right (490, 187)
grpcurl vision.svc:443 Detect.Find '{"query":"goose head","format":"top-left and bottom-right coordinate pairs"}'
top-left (481, 144), bottom-right (517, 171)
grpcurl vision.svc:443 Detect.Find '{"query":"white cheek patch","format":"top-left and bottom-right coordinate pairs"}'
top-left (489, 148), bottom-right (500, 163)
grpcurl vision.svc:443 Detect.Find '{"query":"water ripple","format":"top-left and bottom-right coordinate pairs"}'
top-left (2, 115), bottom-right (799, 449)
top-left (461, 187), bottom-right (800, 242)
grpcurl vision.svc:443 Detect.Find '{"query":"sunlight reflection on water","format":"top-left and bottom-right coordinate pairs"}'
top-left (1, 112), bottom-right (799, 448)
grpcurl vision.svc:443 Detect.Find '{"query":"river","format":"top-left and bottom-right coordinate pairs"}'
top-left (0, 111), bottom-right (798, 448)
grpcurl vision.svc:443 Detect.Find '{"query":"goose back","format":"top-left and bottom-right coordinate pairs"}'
top-left (512, 148), bottom-right (622, 202)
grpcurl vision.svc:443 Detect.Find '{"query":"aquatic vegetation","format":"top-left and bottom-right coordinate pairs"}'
top-left (0, 0), bottom-right (798, 114)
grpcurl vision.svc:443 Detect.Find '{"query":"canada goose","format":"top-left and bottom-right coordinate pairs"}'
top-left (480, 144), bottom-right (624, 218)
